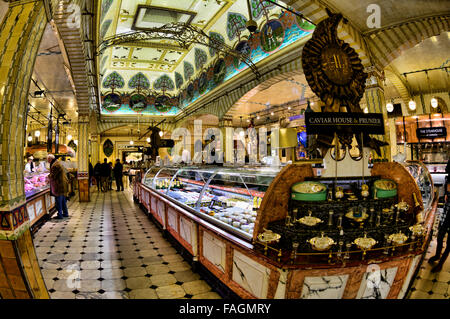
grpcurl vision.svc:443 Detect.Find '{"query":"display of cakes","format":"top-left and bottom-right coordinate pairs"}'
top-left (199, 195), bottom-right (260, 235)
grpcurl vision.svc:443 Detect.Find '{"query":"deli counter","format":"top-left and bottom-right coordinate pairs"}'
top-left (24, 172), bottom-right (56, 228)
top-left (134, 162), bottom-right (436, 299)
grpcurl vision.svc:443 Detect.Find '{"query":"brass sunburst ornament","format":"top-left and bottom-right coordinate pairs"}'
top-left (302, 10), bottom-right (388, 156)
top-left (302, 9), bottom-right (368, 113)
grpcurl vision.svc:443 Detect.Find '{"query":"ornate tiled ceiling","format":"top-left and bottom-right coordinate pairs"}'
top-left (98, 0), bottom-right (315, 116)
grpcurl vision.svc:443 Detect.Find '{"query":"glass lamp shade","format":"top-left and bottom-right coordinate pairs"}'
top-left (386, 102), bottom-right (394, 112)
top-left (130, 140), bottom-right (134, 145)
top-left (279, 128), bottom-right (298, 148)
top-left (35, 130), bottom-right (41, 137)
top-left (431, 97), bottom-right (438, 108)
top-left (408, 100), bottom-right (416, 111)
top-left (159, 131), bottom-right (163, 137)
top-left (146, 137), bottom-right (151, 143)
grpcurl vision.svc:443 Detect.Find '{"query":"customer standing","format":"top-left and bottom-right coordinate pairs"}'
top-left (108, 162), bottom-right (114, 190)
top-left (113, 159), bottom-right (124, 191)
top-left (94, 161), bottom-right (102, 191)
top-left (89, 162), bottom-right (94, 187)
top-left (100, 158), bottom-right (111, 192)
top-left (47, 154), bottom-right (69, 219)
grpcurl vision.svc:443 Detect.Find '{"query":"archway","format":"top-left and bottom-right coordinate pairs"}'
top-left (0, 1), bottom-right (49, 299)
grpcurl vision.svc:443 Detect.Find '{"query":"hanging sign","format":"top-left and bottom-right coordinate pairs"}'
top-left (416, 127), bottom-right (446, 139)
top-left (305, 112), bottom-right (385, 134)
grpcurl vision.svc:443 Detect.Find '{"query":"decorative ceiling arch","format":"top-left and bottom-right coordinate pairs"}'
top-left (177, 56), bottom-right (304, 121)
top-left (384, 66), bottom-right (411, 105)
top-left (363, 15), bottom-right (450, 68)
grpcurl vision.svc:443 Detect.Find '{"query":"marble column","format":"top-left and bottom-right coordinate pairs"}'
top-left (364, 67), bottom-right (391, 161)
top-left (0, 1), bottom-right (49, 299)
top-left (77, 114), bottom-right (90, 202)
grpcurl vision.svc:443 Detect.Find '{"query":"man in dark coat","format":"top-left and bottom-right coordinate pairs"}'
top-left (93, 161), bottom-right (102, 191)
top-left (113, 159), bottom-right (124, 191)
top-left (100, 158), bottom-right (111, 192)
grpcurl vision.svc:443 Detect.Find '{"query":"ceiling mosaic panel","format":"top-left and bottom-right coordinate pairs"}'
top-left (175, 72), bottom-right (184, 89)
top-left (184, 61), bottom-right (195, 81)
top-left (209, 32), bottom-right (225, 57)
top-left (226, 12), bottom-right (248, 41)
top-left (129, 72), bottom-right (150, 90)
top-left (99, 0), bottom-right (313, 116)
top-left (251, 0), bottom-right (276, 20)
top-left (100, 0), bottom-right (113, 22)
top-left (194, 48), bottom-right (208, 70)
top-left (102, 71), bottom-right (125, 90)
top-left (154, 74), bottom-right (175, 91)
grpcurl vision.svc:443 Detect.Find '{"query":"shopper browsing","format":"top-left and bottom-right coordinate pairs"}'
top-left (47, 154), bottom-right (69, 219)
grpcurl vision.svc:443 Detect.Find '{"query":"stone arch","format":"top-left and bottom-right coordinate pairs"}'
top-left (182, 58), bottom-right (304, 121)
top-left (0, 1), bottom-right (49, 299)
top-left (365, 15), bottom-right (450, 68)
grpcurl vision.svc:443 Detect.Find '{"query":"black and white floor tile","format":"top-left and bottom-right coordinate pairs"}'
top-left (33, 189), bottom-right (221, 299)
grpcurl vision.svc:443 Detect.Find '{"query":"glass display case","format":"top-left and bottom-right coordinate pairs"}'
top-left (141, 166), bottom-right (281, 240)
top-left (24, 172), bottom-right (50, 198)
top-left (403, 161), bottom-right (435, 217)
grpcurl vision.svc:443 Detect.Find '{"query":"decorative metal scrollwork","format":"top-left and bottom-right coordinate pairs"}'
top-left (98, 22), bottom-right (261, 78)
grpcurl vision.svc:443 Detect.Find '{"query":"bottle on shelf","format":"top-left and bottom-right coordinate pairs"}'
top-left (328, 210), bottom-right (334, 227)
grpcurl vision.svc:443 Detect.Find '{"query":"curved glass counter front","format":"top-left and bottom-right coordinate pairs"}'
top-left (141, 166), bottom-right (281, 241)
top-left (403, 161), bottom-right (434, 219)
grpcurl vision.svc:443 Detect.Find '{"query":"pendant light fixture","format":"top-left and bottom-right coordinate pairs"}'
top-left (130, 140), bottom-right (134, 145)
top-left (426, 70), bottom-right (438, 109)
top-left (146, 137), bottom-right (151, 143)
top-left (386, 99), bottom-right (394, 113)
top-left (35, 130), bottom-right (41, 137)
top-left (404, 73), bottom-right (416, 111)
top-left (27, 135), bottom-right (32, 142)
top-left (159, 131), bottom-right (163, 137)
top-left (431, 97), bottom-right (438, 109)
top-left (67, 134), bottom-right (72, 141)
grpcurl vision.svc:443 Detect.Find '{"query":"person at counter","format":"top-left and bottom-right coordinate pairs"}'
top-left (47, 154), bottom-right (69, 219)
top-left (25, 156), bottom-right (35, 173)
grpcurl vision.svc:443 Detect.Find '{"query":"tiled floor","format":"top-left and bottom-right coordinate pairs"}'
top-left (32, 189), bottom-right (221, 299)
top-left (407, 236), bottom-right (450, 299)
top-left (32, 189), bottom-right (449, 299)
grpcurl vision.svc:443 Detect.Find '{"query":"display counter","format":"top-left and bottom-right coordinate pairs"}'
top-left (134, 162), bottom-right (436, 299)
top-left (24, 172), bottom-right (56, 229)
